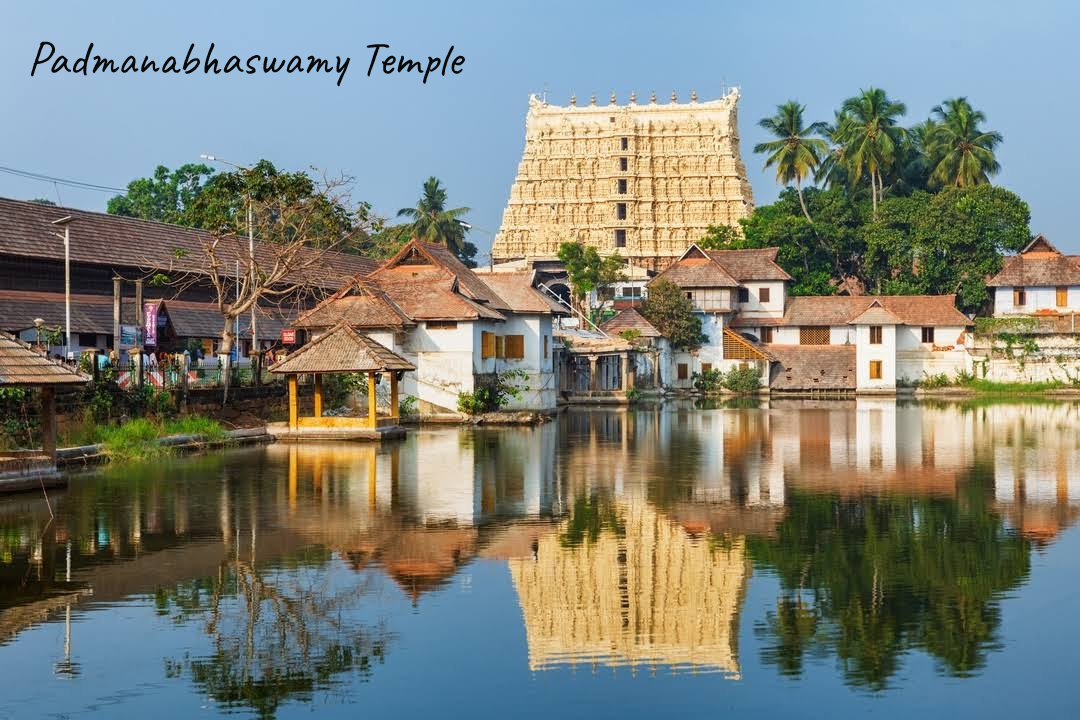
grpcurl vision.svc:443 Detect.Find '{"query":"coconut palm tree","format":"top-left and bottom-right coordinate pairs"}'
top-left (928, 98), bottom-right (1002, 188)
top-left (754, 101), bottom-right (829, 223)
top-left (815, 111), bottom-right (854, 192)
top-left (836, 88), bottom-right (907, 216)
top-left (397, 177), bottom-right (471, 256)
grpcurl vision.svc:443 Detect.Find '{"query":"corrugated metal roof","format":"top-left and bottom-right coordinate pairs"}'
top-left (0, 331), bottom-right (89, 386)
top-left (269, 323), bottom-right (414, 374)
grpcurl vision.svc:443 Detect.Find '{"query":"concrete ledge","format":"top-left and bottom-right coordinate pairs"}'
top-left (267, 421), bottom-right (406, 442)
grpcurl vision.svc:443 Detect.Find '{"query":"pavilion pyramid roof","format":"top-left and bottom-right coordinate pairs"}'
top-left (0, 331), bottom-right (89, 386)
top-left (269, 323), bottom-right (414, 375)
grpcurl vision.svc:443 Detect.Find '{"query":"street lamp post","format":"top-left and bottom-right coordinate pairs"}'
top-left (50, 216), bottom-right (76, 359)
top-left (201, 154), bottom-right (257, 356)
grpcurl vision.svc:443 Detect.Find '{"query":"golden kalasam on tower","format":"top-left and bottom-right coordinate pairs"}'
top-left (492, 89), bottom-right (754, 271)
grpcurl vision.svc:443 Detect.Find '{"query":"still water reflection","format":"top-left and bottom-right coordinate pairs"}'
top-left (1, 399), bottom-right (1078, 718)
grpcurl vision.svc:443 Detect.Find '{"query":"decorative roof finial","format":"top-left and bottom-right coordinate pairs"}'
top-left (569, 93), bottom-right (576, 106)
top-left (610, 91), bottom-right (617, 105)
top-left (650, 90), bottom-right (657, 104)
top-left (691, 88), bottom-right (698, 102)
top-left (629, 90), bottom-right (637, 104)
top-left (670, 90), bottom-right (678, 103)
top-left (589, 93), bottom-right (597, 106)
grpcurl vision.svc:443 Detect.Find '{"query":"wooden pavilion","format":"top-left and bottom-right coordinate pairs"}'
top-left (0, 331), bottom-right (89, 490)
top-left (267, 323), bottom-right (415, 441)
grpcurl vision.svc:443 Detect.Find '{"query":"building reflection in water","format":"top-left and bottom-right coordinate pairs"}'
top-left (0, 399), bottom-right (1079, 702)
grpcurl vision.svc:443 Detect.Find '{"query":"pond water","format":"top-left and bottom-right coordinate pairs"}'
top-left (1, 399), bottom-right (1078, 719)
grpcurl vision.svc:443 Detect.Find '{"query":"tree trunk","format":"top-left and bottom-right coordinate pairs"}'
top-left (219, 317), bottom-right (235, 407)
top-left (870, 172), bottom-right (879, 218)
top-left (795, 177), bottom-right (813, 224)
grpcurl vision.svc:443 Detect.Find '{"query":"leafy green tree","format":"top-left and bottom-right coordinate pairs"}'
top-left (754, 101), bottom-right (829, 224)
top-left (354, 222), bottom-right (413, 259)
top-left (557, 243), bottom-right (627, 314)
top-left (928, 98), bottom-right (1002, 188)
top-left (696, 224), bottom-right (739, 249)
top-left (639, 279), bottom-right (707, 350)
top-left (835, 88), bottom-right (908, 216)
top-left (397, 177), bottom-right (476, 266)
top-left (107, 163), bottom-right (215, 224)
top-left (28, 197), bottom-right (57, 206)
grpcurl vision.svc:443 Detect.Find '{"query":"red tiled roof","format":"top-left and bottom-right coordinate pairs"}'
top-left (295, 276), bottom-right (415, 329)
top-left (987, 235), bottom-right (1080, 287)
top-left (650, 253), bottom-right (738, 289)
top-left (269, 323), bottom-right (414, 374)
top-left (473, 271), bottom-right (563, 314)
top-left (375, 240), bottom-right (510, 312)
top-left (778, 295), bottom-right (969, 327)
top-left (0, 196), bottom-right (378, 289)
top-left (768, 345), bottom-right (856, 391)
top-left (0, 331), bottom-right (89, 386)
top-left (600, 308), bottom-right (661, 338)
top-left (704, 248), bottom-right (792, 281)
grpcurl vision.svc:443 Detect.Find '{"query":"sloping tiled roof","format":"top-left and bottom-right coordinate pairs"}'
top-left (0, 196), bottom-right (378, 289)
top-left (295, 276), bottom-right (415, 329)
top-left (848, 300), bottom-right (903, 325)
top-left (376, 240), bottom-right (510, 311)
top-left (161, 300), bottom-right (287, 341)
top-left (473, 271), bottom-right (564, 314)
top-left (651, 256), bottom-right (739, 289)
top-left (767, 345), bottom-right (855, 391)
top-left (375, 266), bottom-right (506, 321)
top-left (0, 290), bottom-right (116, 334)
top-left (778, 295), bottom-right (970, 327)
top-left (600, 308), bottom-right (661, 338)
top-left (986, 235), bottom-right (1080, 287)
top-left (704, 248), bottom-right (792, 281)
top-left (0, 331), bottom-right (89, 386)
top-left (269, 323), bottom-right (414, 374)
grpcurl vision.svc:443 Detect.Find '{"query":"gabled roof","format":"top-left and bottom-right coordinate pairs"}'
top-left (768, 345), bottom-right (855, 391)
top-left (295, 276), bottom-right (415, 329)
top-left (773, 295), bottom-right (969, 327)
top-left (987, 235), bottom-right (1080, 287)
top-left (848, 300), bottom-right (903, 326)
top-left (376, 240), bottom-right (511, 311)
top-left (0, 331), bottom-right (89, 386)
top-left (473, 270), bottom-right (564, 314)
top-left (703, 248), bottom-right (792, 281)
top-left (0, 196), bottom-right (378, 288)
top-left (268, 323), bottom-right (414, 374)
top-left (600, 308), bottom-right (661, 338)
top-left (650, 245), bottom-right (739, 288)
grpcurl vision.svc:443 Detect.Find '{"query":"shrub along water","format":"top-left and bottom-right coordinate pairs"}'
top-left (80, 416), bottom-right (228, 462)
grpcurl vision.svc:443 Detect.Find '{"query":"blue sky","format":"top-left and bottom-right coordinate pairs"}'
top-left (2, 0), bottom-right (1076, 255)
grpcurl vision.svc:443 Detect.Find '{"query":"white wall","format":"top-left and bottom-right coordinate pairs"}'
top-left (490, 313), bottom-right (557, 411)
top-left (895, 325), bottom-right (972, 384)
top-left (994, 285), bottom-right (1080, 316)
top-left (855, 324), bottom-right (896, 390)
top-left (735, 281), bottom-right (786, 318)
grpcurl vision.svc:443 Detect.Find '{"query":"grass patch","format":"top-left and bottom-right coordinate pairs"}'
top-left (90, 415), bottom-right (227, 461)
top-left (964, 379), bottom-right (1067, 394)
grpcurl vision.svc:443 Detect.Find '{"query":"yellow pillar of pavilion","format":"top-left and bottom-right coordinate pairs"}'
top-left (287, 374), bottom-right (299, 430)
top-left (367, 371), bottom-right (378, 429)
top-left (313, 373), bottom-right (323, 418)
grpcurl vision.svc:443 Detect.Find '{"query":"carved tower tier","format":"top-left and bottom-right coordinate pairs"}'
top-left (492, 89), bottom-right (754, 271)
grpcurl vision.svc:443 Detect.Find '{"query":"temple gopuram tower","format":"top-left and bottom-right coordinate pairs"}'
top-left (492, 89), bottom-right (754, 271)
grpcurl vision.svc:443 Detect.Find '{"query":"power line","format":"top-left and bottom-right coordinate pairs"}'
top-left (0, 165), bottom-right (126, 195)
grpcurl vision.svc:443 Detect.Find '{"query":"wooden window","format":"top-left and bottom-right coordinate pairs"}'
top-left (799, 326), bottom-right (829, 345)
top-left (426, 320), bottom-right (458, 330)
top-left (758, 287), bottom-right (771, 303)
top-left (869, 325), bottom-right (882, 344)
top-left (921, 327), bottom-right (935, 343)
top-left (495, 335), bottom-right (506, 358)
top-left (543, 335), bottom-right (549, 359)
top-left (677, 363), bottom-right (689, 380)
top-left (761, 327), bottom-right (774, 344)
top-left (685, 291), bottom-right (694, 301)
top-left (869, 360), bottom-right (883, 380)
top-left (617, 179), bottom-right (627, 194)
top-left (77, 333), bottom-right (98, 347)
top-left (616, 202), bottom-right (627, 220)
top-left (620, 137), bottom-right (629, 151)
top-left (1013, 287), bottom-right (1026, 306)
top-left (1057, 286), bottom-right (1068, 307)
top-left (614, 229), bottom-right (626, 247)
top-left (737, 287), bottom-right (750, 303)
top-left (505, 334), bottom-right (525, 360)
top-left (701, 363), bottom-right (713, 374)
top-left (481, 331), bottom-right (495, 359)
top-left (619, 157), bottom-right (628, 171)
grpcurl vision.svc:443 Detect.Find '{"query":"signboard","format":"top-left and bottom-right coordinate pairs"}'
top-left (281, 328), bottom-right (297, 345)
top-left (143, 302), bottom-right (160, 346)
top-left (119, 324), bottom-right (139, 350)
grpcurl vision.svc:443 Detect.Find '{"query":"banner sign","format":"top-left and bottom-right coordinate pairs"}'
top-left (281, 328), bottom-right (297, 345)
top-left (144, 302), bottom-right (159, 346)
top-left (119, 324), bottom-right (139, 349)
